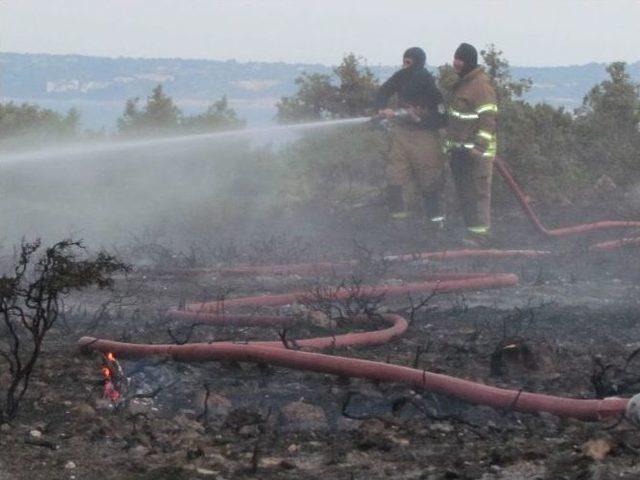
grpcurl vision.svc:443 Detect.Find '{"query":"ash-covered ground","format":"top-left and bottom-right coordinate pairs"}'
top-left (1, 201), bottom-right (640, 480)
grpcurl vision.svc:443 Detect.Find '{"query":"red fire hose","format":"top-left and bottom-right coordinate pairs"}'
top-left (79, 270), bottom-right (630, 421)
top-left (219, 249), bottom-right (551, 277)
top-left (78, 338), bottom-right (627, 421)
top-left (590, 237), bottom-right (640, 252)
top-left (79, 157), bottom-right (640, 421)
top-left (495, 157), bottom-right (640, 237)
top-left (173, 273), bottom-right (518, 313)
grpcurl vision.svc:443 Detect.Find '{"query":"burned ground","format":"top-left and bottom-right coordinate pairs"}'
top-left (1, 203), bottom-right (640, 480)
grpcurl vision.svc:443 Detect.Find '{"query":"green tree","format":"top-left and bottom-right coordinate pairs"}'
top-left (118, 84), bottom-right (181, 135)
top-left (333, 53), bottom-right (379, 118)
top-left (181, 95), bottom-right (245, 133)
top-left (0, 102), bottom-right (79, 145)
top-left (574, 62), bottom-right (640, 183)
top-left (579, 62), bottom-right (640, 128)
top-left (276, 53), bottom-right (379, 123)
top-left (144, 84), bottom-right (181, 131)
top-left (116, 97), bottom-right (142, 133)
top-left (276, 73), bottom-right (338, 122)
top-left (481, 44), bottom-right (532, 102)
top-left (118, 86), bottom-right (245, 136)
top-left (476, 46), bottom-right (584, 202)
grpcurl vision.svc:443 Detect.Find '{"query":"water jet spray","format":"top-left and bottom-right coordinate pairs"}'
top-left (0, 116), bottom-right (371, 165)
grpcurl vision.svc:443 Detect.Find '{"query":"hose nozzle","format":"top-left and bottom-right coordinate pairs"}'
top-left (369, 109), bottom-right (413, 130)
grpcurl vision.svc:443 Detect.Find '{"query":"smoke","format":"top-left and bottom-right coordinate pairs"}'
top-left (626, 183), bottom-right (640, 210)
top-left (0, 118), bottom-right (370, 250)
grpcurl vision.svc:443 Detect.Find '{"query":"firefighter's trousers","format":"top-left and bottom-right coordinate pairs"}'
top-left (387, 126), bottom-right (445, 214)
top-left (449, 149), bottom-right (494, 229)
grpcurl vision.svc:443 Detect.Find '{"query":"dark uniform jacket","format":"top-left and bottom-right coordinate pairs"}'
top-left (375, 67), bottom-right (447, 130)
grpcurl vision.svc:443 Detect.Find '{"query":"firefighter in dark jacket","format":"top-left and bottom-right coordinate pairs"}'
top-left (375, 47), bottom-right (447, 227)
top-left (444, 43), bottom-right (498, 246)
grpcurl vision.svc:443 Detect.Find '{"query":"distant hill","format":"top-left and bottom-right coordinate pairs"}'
top-left (1, 52), bottom-right (638, 131)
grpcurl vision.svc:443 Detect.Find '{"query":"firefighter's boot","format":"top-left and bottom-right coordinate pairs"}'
top-left (423, 191), bottom-right (445, 233)
top-left (462, 226), bottom-right (492, 248)
top-left (386, 185), bottom-right (410, 220)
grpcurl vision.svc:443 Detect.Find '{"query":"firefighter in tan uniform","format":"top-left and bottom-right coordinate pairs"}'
top-left (444, 43), bottom-right (498, 246)
top-left (375, 47), bottom-right (447, 227)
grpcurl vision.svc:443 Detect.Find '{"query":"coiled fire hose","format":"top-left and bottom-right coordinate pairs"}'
top-left (79, 272), bottom-right (630, 421)
top-left (79, 157), bottom-right (640, 421)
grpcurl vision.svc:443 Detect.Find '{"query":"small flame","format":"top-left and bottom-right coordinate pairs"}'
top-left (101, 351), bottom-right (123, 402)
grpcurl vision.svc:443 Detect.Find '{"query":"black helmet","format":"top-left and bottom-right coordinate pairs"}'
top-left (454, 43), bottom-right (478, 76)
top-left (403, 47), bottom-right (426, 69)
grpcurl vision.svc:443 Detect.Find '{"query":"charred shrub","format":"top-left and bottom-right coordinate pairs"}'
top-left (300, 275), bottom-right (386, 321)
top-left (0, 239), bottom-right (128, 420)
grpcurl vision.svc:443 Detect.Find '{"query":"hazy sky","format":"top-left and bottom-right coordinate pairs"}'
top-left (1, 0), bottom-right (639, 67)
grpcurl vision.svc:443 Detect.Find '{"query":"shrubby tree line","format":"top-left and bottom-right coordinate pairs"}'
top-left (0, 85), bottom-right (244, 147)
top-left (276, 47), bottom-right (640, 207)
top-left (477, 46), bottom-right (640, 200)
top-left (0, 102), bottom-right (79, 145)
top-left (117, 85), bottom-right (244, 136)
top-left (1, 48), bottom-right (639, 204)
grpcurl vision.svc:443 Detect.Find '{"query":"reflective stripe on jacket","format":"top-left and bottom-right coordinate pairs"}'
top-left (445, 67), bottom-right (498, 158)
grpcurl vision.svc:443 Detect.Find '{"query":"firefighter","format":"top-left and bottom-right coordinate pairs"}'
top-left (375, 47), bottom-right (447, 228)
top-left (444, 43), bottom-right (498, 246)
